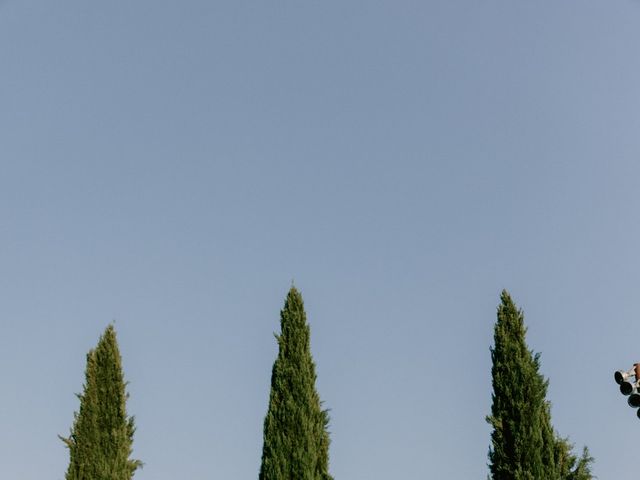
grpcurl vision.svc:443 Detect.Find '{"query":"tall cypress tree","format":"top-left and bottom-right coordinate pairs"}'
top-left (61, 325), bottom-right (141, 480)
top-left (259, 287), bottom-right (332, 480)
top-left (487, 290), bottom-right (593, 480)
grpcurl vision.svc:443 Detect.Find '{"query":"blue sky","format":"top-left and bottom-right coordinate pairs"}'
top-left (1, 1), bottom-right (640, 478)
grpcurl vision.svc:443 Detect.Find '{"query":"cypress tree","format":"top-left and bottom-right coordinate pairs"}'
top-left (487, 290), bottom-right (593, 480)
top-left (259, 287), bottom-right (333, 480)
top-left (61, 325), bottom-right (141, 480)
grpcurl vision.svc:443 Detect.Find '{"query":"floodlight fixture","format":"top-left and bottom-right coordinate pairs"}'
top-left (614, 363), bottom-right (640, 419)
top-left (621, 380), bottom-right (637, 395)
top-left (628, 389), bottom-right (640, 408)
top-left (615, 368), bottom-right (636, 385)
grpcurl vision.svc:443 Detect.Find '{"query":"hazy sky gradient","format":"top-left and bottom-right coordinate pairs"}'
top-left (2, 1), bottom-right (640, 478)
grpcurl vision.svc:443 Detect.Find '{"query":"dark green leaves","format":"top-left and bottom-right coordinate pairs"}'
top-left (61, 325), bottom-right (141, 480)
top-left (487, 291), bottom-right (593, 480)
top-left (259, 287), bottom-right (332, 480)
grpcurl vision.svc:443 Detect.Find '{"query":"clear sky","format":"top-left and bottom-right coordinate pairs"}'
top-left (1, 1), bottom-right (640, 478)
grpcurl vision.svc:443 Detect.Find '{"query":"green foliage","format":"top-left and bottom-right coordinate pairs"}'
top-left (259, 287), bottom-right (332, 480)
top-left (487, 291), bottom-right (593, 480)
top-left (555, 439), bottom-right (594, 480)
top-left (61, 325), bottom-right (141, 480)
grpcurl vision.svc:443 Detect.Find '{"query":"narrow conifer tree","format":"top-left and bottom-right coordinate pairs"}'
top-left (487, 291), bottom-right (593, 480)
top-left (259, 287), bottom-right (332, 480)
top-left (61, 325), bottom-right (141, 480)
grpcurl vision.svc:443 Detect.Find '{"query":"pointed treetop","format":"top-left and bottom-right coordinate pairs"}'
top-left (62, 324), bottom-right (141, 480)
top-left (487, 290), bottom-right (594, 480)
top-left (259, 287), bottom-right (332, 480)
